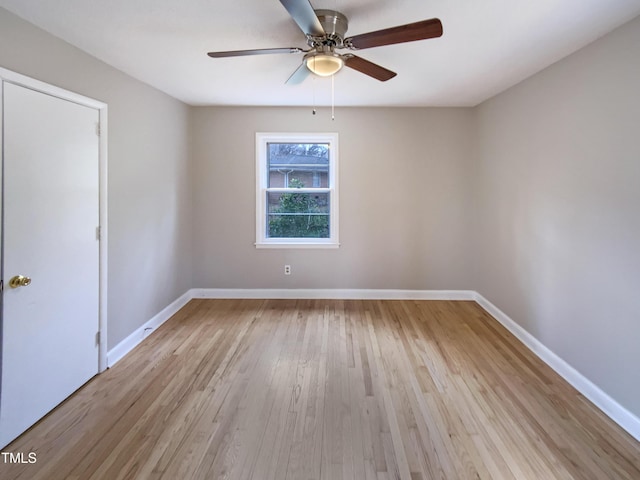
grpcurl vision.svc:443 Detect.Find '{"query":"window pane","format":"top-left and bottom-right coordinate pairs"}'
top-left (267, 143), bottom-right (329, 188)
top-left (267, 191), bottom-right (330, 238)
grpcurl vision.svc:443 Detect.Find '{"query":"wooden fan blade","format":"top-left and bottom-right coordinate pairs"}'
top-left (286, 63), bottom-right (311, 85)
top-left (346, 18), bottom-right (442, 50)
top-left (279, 0), bottom-right (325, 36)
top-left (344, 55), bottom-right (397, 81)
top-left (208, 47), bottom-right (303, 58)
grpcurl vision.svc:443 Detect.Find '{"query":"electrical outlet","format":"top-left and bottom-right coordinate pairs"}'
top-left (284, 265), bottom-right (291, 275)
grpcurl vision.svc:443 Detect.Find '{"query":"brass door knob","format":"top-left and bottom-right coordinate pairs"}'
top-left (9, 275), bottom-right (32, 288)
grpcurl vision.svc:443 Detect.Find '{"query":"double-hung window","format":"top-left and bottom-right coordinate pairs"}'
top-left (256, 132), bottom-right (339, 248)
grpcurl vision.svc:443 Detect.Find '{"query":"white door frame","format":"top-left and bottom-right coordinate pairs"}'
top-left (0, 67), bottom-right (108, 372)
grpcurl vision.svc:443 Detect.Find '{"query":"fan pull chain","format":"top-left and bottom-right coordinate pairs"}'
top-left (332, 0), bottom-right (338, 120)
top-left (312, 74), bottom-right (316, 115)
top-left (331, 74), bottom-right (335, 121)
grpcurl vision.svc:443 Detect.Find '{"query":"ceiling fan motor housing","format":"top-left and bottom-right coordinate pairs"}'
top-left (312, 9), bottom-right (349, 47)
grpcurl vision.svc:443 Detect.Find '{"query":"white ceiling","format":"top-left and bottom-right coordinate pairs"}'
top-left (2, 0), bottom-right (640, 107)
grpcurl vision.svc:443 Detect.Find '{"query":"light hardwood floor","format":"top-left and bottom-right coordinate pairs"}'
top-left (2, 299), bottom-right (639, 479)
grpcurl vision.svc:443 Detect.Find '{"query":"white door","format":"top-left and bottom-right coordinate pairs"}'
top-left (0, 82), bottom-right (100, 447)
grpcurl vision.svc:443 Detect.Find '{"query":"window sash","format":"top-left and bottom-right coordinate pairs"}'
top-left (265, 187), bottom-right (331, 194)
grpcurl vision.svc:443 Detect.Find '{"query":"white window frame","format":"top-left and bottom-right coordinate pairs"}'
top-left (256, 132), bottom-right (339, 248)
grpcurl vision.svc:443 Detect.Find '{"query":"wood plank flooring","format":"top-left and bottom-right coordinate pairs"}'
top-left (2, 299), bottom-right (639, 479)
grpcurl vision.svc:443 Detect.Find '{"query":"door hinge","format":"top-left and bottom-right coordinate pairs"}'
top-left (96, 226), bottom-right (101, 241)
top-left (96, 331), bottom-right (100, 346)
top-left (95, 123), bottom-right (101, 136)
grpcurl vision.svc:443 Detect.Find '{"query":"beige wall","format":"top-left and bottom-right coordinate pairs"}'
top-left (191, 107), bottom-right (474, 289)
top-left (0, 8), bottom-right (193, 349)
top-left (474, 15), bottom-right (640, 417)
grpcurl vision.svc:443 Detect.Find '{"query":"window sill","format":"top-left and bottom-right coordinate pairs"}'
top-left (255, 241), bottom-right (340, 249)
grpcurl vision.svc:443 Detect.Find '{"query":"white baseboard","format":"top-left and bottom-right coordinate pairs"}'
top-left (105, 287), bottom-right (640, 442)
top-left (474, 292), bottom-right (640, 442)
top-left (191, 288), bottom-right (476, 300)
top-left (106, 290), bottom-right (193, 367)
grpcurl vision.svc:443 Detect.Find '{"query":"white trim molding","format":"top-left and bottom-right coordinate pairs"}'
top-left (191, 288), bottom-right (476, 300)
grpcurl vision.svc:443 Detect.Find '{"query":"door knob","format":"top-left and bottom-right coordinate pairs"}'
top-left (9, 275), bottom-right (32, 288)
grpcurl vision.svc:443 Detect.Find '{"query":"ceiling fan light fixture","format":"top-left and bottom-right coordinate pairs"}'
top-left (305, 53), bottom-right (344, 77)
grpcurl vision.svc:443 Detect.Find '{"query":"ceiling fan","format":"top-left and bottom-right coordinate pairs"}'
top-left (207, 0), bottom-right (443, 84)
